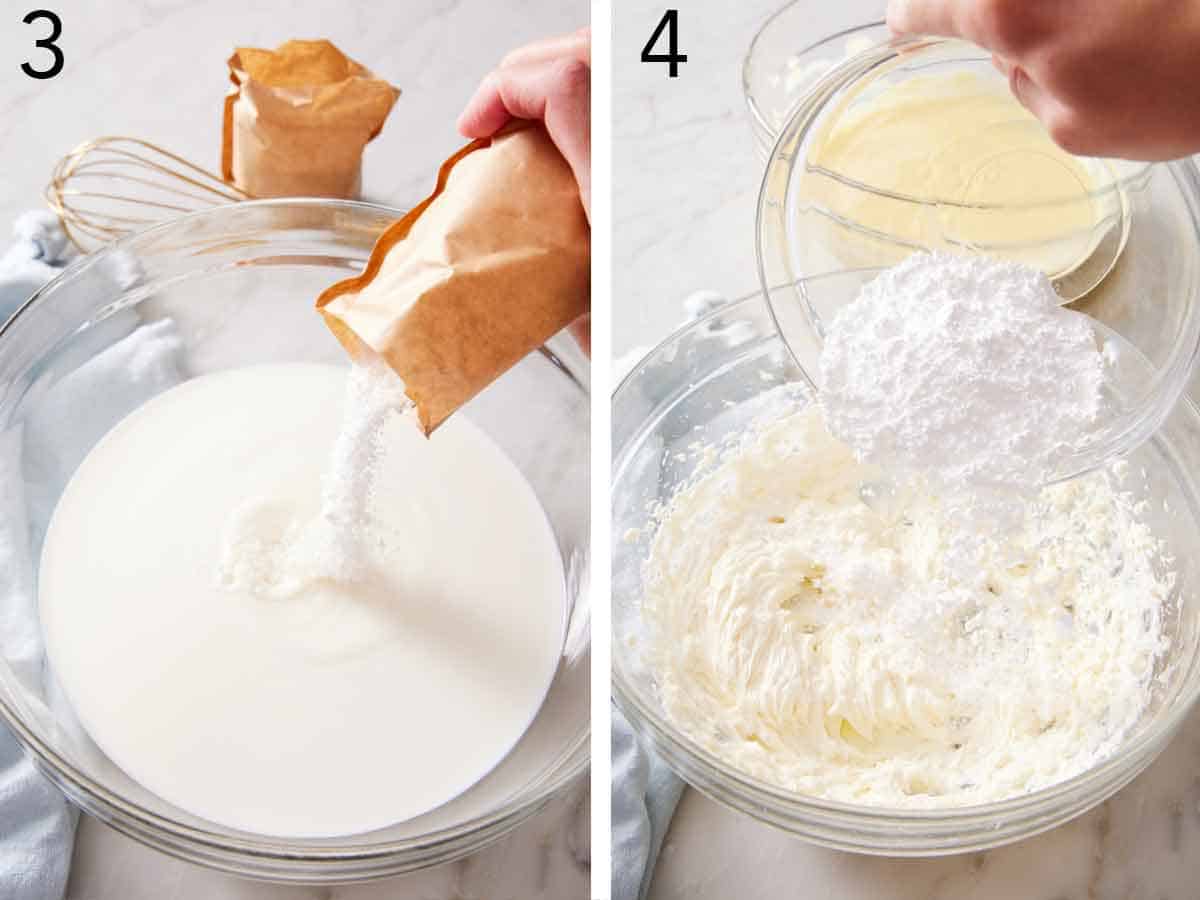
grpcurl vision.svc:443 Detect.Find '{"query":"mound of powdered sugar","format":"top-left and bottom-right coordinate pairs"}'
top-left (819, 252), bottom-right (1106, 490)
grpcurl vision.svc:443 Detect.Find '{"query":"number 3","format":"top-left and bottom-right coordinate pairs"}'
top-left (22, 9), bottom-right (64, 80)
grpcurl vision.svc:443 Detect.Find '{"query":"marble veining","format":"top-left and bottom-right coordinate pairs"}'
top-left (68, 783), bottom-right (587, 900)
top-left (0, 0), bottom-right (589, 898)
top-left (612, 0), bottom-right (888, 351)
top-left (649, 710), bottom-right (1200, 899)
top-left (613, 0), bottom-right (765, 353)
top-left (1, 0), bottom-right (586, 237)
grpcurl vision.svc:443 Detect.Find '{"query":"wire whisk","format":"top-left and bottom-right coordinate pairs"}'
top-left (46, 136), bottom-right (252, 253)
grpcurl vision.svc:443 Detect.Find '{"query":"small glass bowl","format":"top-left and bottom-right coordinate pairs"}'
top-left (742, 10), bottom-right (888, 160)
top-left (612, 291), bottom-right (1200, 855)
top-left (751, 25), bottom-right (1154, 291)
top-left (0, 200), bottom-right (590, 882)
top-left (754, 29), bottom-right (1200, 487)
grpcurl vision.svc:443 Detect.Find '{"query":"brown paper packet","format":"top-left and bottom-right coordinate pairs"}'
top-left (221, 39), bottom-right (399, 199)
top-left (316, 122), bottom-right (590, 435)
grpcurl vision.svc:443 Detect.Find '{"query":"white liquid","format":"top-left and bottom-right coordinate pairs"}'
top-left (39, 363), bottom-right (565, 837)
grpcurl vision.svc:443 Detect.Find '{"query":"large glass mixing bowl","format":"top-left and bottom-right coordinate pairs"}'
top-left (612, 291), bottom-right (1200, 855)
top-left (756, 29), bottom-right (1200, 487)
top-left (0, 200), bottom-right (590, 881)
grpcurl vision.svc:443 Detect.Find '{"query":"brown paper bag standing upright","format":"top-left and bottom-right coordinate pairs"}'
top-left (222, 39), bottom-right (399, 199)
top-left (317, 122), bottom-right (590, 435)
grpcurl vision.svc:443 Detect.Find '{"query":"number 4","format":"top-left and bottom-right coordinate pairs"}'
top-left (641, 9), bottom-right (687, 78)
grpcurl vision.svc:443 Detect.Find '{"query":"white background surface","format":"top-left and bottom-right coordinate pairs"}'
top-left (613, 1), bottom-right (781, 353)
top-left (614, 1), bottom-right (1200, 898)
top-left (612, 0), bottom-right (892, 354)
top-left (0, 1), bottom-right (590, 898)
top-left (0, 0), bottom-right (585, 227)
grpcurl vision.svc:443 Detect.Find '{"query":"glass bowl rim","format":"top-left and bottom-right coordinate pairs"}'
top-left (0, 197), bottom-right (591, 861)
top-left (611, 290), bottom-right (1200, 827)
top-left (740, 8), bottom-right (882, 148)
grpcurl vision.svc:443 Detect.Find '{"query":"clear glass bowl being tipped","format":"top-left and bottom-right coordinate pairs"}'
top-left (742, 9), bottom-right (888, 160)
top-left (612, 291), bottom-right (1200, 855)
top-left (754, 28), bottom-right (1200, 487)
top-left (0, 200), bottom-right (589, 882)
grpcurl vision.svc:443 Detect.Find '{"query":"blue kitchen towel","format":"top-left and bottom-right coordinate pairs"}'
top-left (0, 212), bottom-right (184, 900)
top-left (0, 212), bottom-right (69, 317)
top-left (611, 707), bottom-right (683, 900)
top-left (0, 211), bottom-right (78, 900)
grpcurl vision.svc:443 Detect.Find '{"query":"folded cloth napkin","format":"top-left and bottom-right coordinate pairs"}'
top-left (0, 213), bottom-right (69, 318)
top-left (611, 707), bottom-right (684, 900)
top-left (0, 212), bottom-right (183, 900)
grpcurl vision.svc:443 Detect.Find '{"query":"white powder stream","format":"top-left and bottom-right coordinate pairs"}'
top-left (218, 360), bottom-right (411, 596)
top-left (294, 360), bottom-right (411, 582)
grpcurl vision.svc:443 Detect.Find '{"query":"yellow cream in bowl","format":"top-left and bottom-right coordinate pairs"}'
top-left (800, 72), bottom-right (1104, 276)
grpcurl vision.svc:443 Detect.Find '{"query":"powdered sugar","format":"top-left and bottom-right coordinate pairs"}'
top-left (819, 252), bottom-right (1106, 491)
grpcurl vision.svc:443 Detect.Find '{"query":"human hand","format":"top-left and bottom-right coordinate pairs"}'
top-left (458, 27), bottom-right (591, 355)
top-left (458, 27), bottom-right (591, 219)
top-left (887, 0), bottom-right (1200, 160)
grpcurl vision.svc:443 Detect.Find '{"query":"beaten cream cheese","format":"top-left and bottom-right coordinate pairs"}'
top-left (642, 405), bottom-right (1170, 807)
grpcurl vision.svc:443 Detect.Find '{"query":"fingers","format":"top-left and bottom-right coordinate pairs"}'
top-left (1007, 65), bottom-right (1038, 113)
top-left (569, 313), bottom-right (591, 357)
top-left (458, 27), bottom-right (590, 138)
top-left (457, 57), bottom-right (591, 219)
top-left (501, 27), bottom-right (590, 68)
top-left (457, 71), bottom-right (519, 137)
top-left (456, 27), bottom-right (592, 219)
top-left (1002, 64), bottom-right (1094, 155)
top-left (893, 7), bottom-right (1090, 156)
top-left (1007, 64), bottom-right (1058, 130)
top-left (887, 0), bottom-right (961, 36)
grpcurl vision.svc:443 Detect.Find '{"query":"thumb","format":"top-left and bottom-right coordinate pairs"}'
top-left (887, 0), bottom-right (961, 36)
top-left (1007, 65), bottom-right (1087, 154)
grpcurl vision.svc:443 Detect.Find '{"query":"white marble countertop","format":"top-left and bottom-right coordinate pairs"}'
top-left (613, 0), bottom-right (894, 354)
top-left (613, 0), bottom-right (780, 354)
top-left (69, 785), bottom-right (589, 900)
top-left (0, 1), bottom-right (589, 897)
top-left (614, 0), bottom-right (1200, 897)
top-left (649, 715), bottom-right (1200, 900)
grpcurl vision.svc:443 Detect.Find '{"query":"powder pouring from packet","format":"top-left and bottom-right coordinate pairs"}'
top-left (222, 39), bottom-right (400, 199)
top-left (318, 121), bottom-right (591, 434)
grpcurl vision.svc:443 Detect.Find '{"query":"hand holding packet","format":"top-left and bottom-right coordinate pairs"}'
top-left (317, 122), bottom-right (590, 434)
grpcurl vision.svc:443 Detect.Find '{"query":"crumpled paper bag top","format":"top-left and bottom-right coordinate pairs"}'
top-left (222, 39), bottom-right (399, 199)
top-left (317, 122), bottom-right (590, 435)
